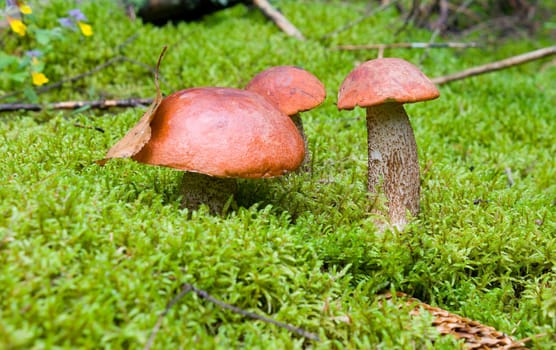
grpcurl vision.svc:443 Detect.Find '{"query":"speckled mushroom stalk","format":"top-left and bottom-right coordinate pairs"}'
top-left (338, 58), bottom-right (439, 230)
top-left (246, 66), bottom-right (326, 171)
top-left (132, 87), bottom-right (305, 214)
top-left (288, 113), bottom-right (308, 165)
top-left (365, 102), bottom-right (420, 228)
top-left (179, 172), bottom-right (238, 214)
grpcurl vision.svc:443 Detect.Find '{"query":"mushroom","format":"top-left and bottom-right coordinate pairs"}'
top-left (337, 58), bottom-right (439, 230)
top-left (131, 87), bottom-right (305, 214)
top-left (246, 66), bottom-right (326, 169)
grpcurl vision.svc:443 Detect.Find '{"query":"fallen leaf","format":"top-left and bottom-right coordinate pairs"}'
top-left (97, 46), bottom-right (167, 166)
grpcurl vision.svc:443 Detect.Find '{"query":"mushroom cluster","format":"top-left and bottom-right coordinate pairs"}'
top-left (101, 51), bottom-right (439, 229)
top-left (100, 52), bottom-right (324, 214)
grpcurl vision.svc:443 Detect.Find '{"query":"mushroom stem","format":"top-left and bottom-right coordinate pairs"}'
top-left (365, 102), bottom-right (420, 230)
top-left (289, 113), bottom-right (310, 171)
top-left (180, 172), bottom-right (238, 214)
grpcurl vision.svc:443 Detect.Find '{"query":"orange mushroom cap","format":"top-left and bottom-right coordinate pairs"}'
top-left (337, 58), bottom-right (439, 110)
top-left (246, 66), bottom-right (326, 116)
top-left (132, 87), bottom-right (305, 178)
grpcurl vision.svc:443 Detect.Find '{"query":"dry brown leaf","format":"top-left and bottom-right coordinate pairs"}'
top-left (97, 46), bottom-right (167, 166)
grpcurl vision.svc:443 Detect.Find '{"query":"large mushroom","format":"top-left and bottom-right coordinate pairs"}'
top-left (337, 58), bottom-right (439, 230)
top-left (246, 66), bottom-right (326, 169)
top-left (115, 87), bottom-right (304, 214)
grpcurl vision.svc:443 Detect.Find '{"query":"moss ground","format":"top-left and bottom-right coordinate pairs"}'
top-left (1, 1), bottom-right (555, 348)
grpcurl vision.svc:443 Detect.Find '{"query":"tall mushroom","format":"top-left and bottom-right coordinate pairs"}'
top-left (246, 66), bottom-right (326, 169)
top-left (337, 58), bottom-right (439, 230)
top-left (117, 87), bottom-right (304, 214)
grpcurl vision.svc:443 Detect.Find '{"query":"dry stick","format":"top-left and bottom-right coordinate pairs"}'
top-left (144, 284), bottom-right (194, 350)
top-left (321, 1), bottom-right (397, 40)
top-left (417, 1), bottom-right (446, 63)
top-left (419, 0), bottom-right (474, 63)
top-left (460, 15), bottom-right (522, 38)
top-left (431, 45), bottom-right (556, 85)
top-left (0, 98), bottom-right (153, 112)
top-left (189, 284), bottom-right (320, 341)
top-left (145, 283), bottom-right (320, 350)
top-left (515, 333), bottom-right (549, 346)
top-left (395, 0), bottom-right (418, 35)
top-left (334, 42), bottom-right (480, 51)
top-left (252, 0), bottom-right (305, 40)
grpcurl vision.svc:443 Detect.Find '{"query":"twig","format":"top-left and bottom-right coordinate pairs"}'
top-left (0, 98), bottom-right (153, 113)
top-left (432, 0), bottom-right (450, 32)
top-left (395, 0), bottom-right (418, 35)
top-left (333, 42), bottom-right (480, 51)
top-left (144, 283), bottom-right (320, 350)
top-left (189, 284), bottom-right (320, 341)
top-left (445, 1), bottom-right (480, 22)
top-left (252, 0), bottom-right (305, 40)
top-left (431, 45), bottom-right (556, 85)
top-left (144, 284), bottom-right (193, 350)
top-left (515, 332), bottom-right (549, 346)
top-left (460, 15), bottom-right (522, 38)
top-left (419, 0), bottom-right (474, 63)
top-left (117, 33), bottom-right (139, 52)
top-left (321, 1), bottom-right (397, 40)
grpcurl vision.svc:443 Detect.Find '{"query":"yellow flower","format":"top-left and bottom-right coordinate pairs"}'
top-left (32, 72), bottom-right (49, 86)
top-left (7, 16), bottom-right (27, 36)
top-left (78, 22), bottom-right (93, 37)
top-left (20, 4), bottom-right (33, 15)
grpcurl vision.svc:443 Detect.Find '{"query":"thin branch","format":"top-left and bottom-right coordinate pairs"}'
top-left (419, 0), bottom-right (474, 63)
top-left (395, 0), bottom-right (419, 35)
top-left (252, 0), bottom-right (305, 40)
top-left (432, 0), bottom-right (450, 32)
top-left (188, 284), bottom-right (320, 341)
top-left (321, 1), bottom-right (397, 40)
top-left (514, 332), bottom-right (549, 346)
top-left (0, 98), bottom-right (153, 113)
top-left (333, 42), bottom-right (480, 51)
top-left (445, 1), bottom-right (480, 22)
top-left (116, 33), bottom-right (139, 52)
top-left (432, 45), bottom-right (556, 85)
top-left (460, 15), bottom-right (523, 38)
top-left (144, 283), bottom-right (320, 350)
top-left (119, 57), bottom-right (173, 90)
top-left (144, 284), bottom-right (193, 350)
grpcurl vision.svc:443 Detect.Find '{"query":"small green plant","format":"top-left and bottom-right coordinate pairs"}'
top-left (0, 1), bottom-right (93, 101)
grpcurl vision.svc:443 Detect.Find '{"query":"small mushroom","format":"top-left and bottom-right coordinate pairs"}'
top-left (337, 58), bottom-right (439, 230)
top-left (131, 87), bottom-right (305, 214)
top-left (246, 66), bottom-right (326, 169)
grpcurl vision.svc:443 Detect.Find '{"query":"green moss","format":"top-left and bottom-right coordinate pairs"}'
top-left (1, 0), bottom-right (555, 348)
